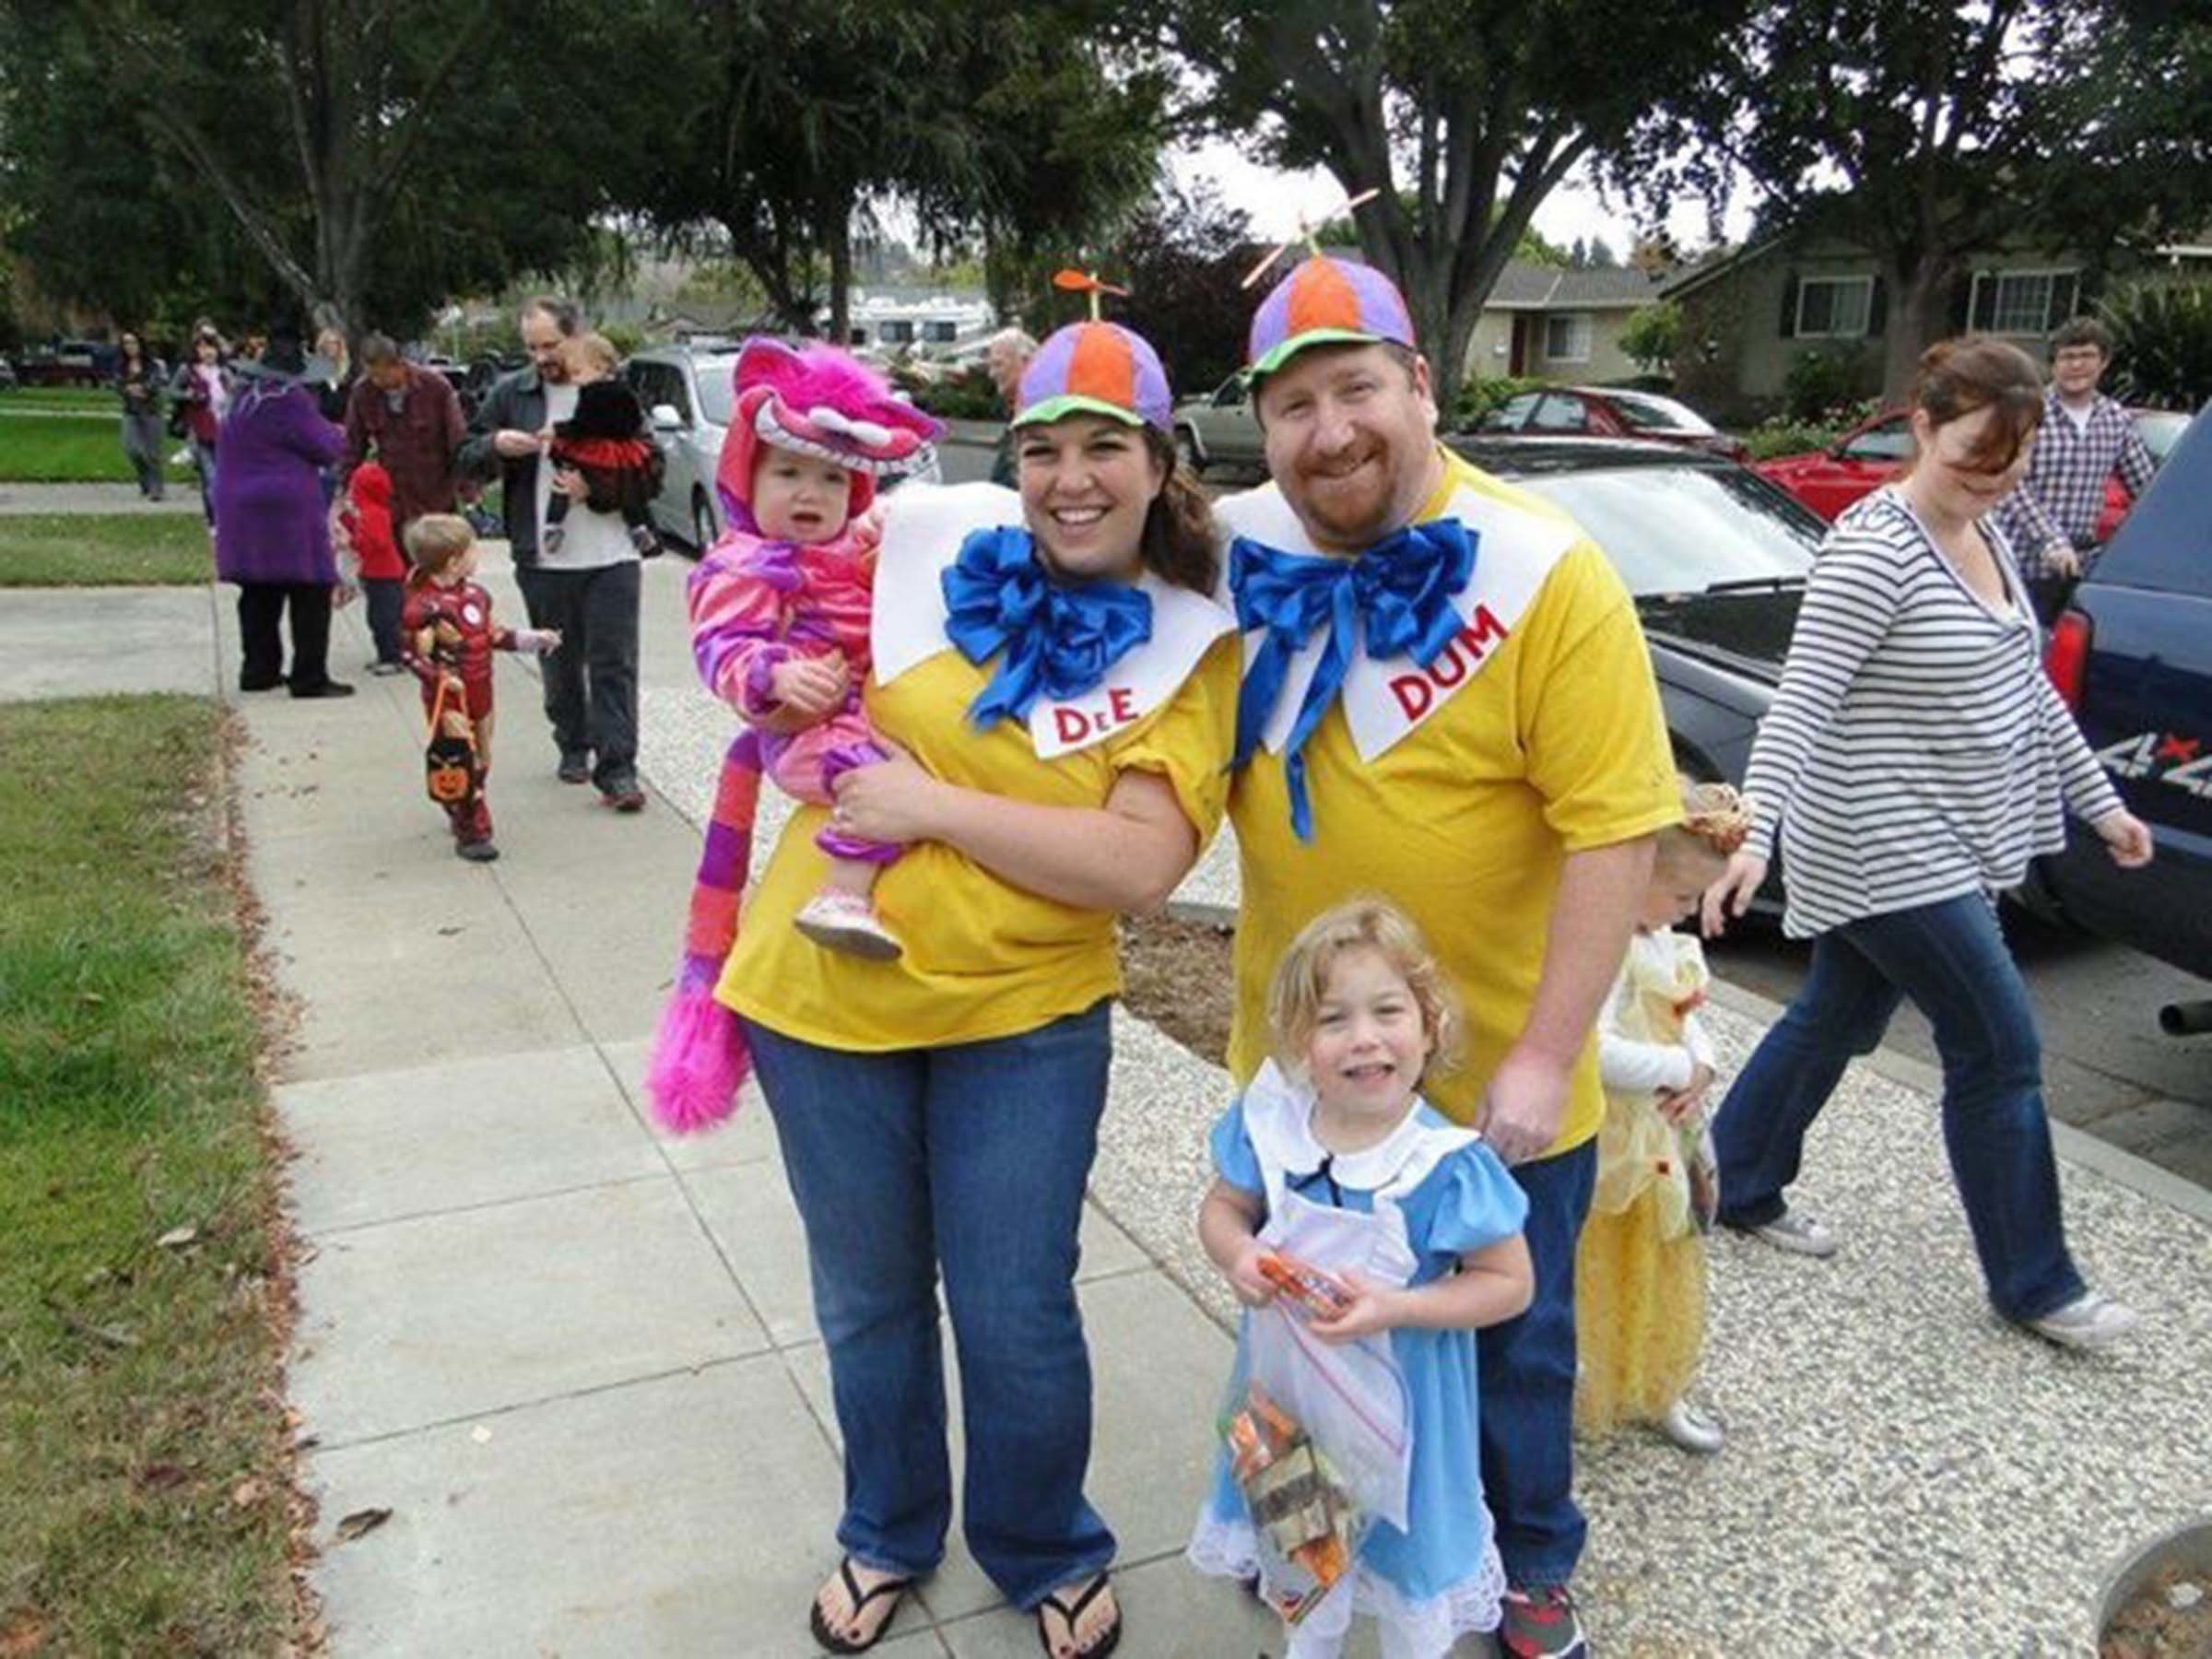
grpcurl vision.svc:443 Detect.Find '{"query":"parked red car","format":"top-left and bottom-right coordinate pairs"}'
top-left (1477, 385), bottom-right (1748, 461)
top-left (1756, 406), bottom-right (2180, 536)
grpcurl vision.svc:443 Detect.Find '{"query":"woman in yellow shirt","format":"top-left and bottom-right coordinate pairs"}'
top-left (719, 320), bottom-right (1239, 1659)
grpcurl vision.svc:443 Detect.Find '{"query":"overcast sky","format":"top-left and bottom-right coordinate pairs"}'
top-left (1170, 138), bottom-right (1757, 258)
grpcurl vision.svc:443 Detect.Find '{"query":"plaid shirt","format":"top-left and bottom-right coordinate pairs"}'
top-left (1993, 391), bottom-right (2156, 578)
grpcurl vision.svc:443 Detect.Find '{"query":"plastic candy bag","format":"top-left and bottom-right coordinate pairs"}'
top-left (1221, 1379), bottom-right (1363, 1625)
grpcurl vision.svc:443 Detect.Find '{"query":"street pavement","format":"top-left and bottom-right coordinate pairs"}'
top-left (0, 480), bottom-right (202, 514)
top-left (9, 530), bottom-right (2212, 1653)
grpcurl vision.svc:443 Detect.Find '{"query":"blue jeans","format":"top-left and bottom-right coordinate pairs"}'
top-left (1477, 1138), bottom-right (1596, 1590)
top-left (742, 1002), bottom-right (1116, 1609)
top-left (1712, 892), bottom-right (2084, 1323)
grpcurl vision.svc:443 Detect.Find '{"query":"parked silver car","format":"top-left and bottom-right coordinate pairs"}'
top-left (625, 343), bottom-right (741, 552)
top-left (1171, 374), bottom-right (1266, 476)
top-left (626, 340), bottom-right (944, 552)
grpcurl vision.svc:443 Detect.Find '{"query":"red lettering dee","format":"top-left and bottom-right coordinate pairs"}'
top-left (1108, 687), bottom-right (1136, 725)
top-left (1391, 675), bottom-right (1433, 721)
top-left (1053, 707), bottom-right (1092, 744)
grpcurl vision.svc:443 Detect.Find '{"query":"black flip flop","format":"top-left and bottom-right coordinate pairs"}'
top-left (808, 1556), bottom-right (914, 1654)
top-left (1035, 1572), bottom-right (1122, 1659)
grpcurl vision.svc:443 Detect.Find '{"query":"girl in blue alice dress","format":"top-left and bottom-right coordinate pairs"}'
top-left (1189, 898), bottom-right (1534, 1658)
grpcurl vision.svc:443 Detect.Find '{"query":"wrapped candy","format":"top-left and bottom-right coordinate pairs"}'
top-left (1221, 1381), bottom-right (1365, 1624)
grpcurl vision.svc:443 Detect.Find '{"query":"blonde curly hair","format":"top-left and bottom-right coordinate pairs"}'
top-left (1267, 897), bottom-right (1464, 1081)
top-left (1658, 778), bottom-right (1751, 877)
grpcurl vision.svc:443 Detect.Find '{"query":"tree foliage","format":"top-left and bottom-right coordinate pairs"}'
top-left (0, 1), bottom-right (637, 340)
top-left (1626, 0), bottom-right (2212, 398)
top-left (621, 0), bottom-right (1162, 344)
top-left (1121, 0), bottom-right (1755, 398)
top-left (1108, 180), bottom-right (1260, 398)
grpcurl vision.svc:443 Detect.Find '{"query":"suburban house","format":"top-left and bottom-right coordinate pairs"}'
top-left (1463, 260), bottom-right (1668, 384)
top-left (834, 288), bottom-right (995, 353)
top-left (1662, 232), bottom-right (2212, 420)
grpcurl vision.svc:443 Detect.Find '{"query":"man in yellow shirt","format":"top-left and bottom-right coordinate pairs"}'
top-left (1219, 253), bottom-right (1678, 1658)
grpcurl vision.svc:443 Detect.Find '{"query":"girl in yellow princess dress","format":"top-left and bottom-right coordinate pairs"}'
top-left (1575, 782), bottom-right (1749, 1454)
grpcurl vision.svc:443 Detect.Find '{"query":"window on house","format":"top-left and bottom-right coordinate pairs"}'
top-left (1969, 269), bottom-right (2081, 336)
top-left (1795, 276), bottom-right (1873, 338)
top-left (924, 321), bottom-right (958, 343)
top-left (880, 320), bottom-right (914, 344)
top-left (1544, 314), bottom-right (1593, 362)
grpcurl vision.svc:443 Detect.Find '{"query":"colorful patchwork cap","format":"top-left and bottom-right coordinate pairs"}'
top-left (1014, 321), bottom-right (1173, 434)
top-left (1247, 254), bottom-right (1418, 379)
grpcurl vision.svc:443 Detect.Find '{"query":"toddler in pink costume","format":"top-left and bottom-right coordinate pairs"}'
top-left (647, 337), bottom-right (941, 1131)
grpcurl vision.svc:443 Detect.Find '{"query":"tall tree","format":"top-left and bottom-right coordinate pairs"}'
top-left (1629, 0), bottom-right (2212, 398)
top-left (2, 0), bottom-right (615, 337)
top-left (1121, 0), bottom-right (1755, 395)
top-left (626, 0), bottom-right (1160, 344)
top-left (1112, 180), bottom-right (1261, 396)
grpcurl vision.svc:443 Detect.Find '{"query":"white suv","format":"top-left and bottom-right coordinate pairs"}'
top-left (625, 343), bottom-right (741, 552)
top-left (626, 340), bottom-right (944, 553)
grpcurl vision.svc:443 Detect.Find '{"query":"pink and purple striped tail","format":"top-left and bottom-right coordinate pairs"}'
top-left (645, 730), bottom-right (764, 1133)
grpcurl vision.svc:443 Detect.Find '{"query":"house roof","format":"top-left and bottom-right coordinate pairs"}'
top-left (1485, 260), bottom-right (1665, 312)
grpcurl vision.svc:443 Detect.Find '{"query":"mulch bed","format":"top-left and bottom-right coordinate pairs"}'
top-left (2102, 1563), bottom-right (2212, 1656)
top-left (1117, 912), bottom-right (1236, 1068)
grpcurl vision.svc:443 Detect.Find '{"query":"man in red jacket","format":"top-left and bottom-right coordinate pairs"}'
top-left (343, 334), bottom-right (465, 553)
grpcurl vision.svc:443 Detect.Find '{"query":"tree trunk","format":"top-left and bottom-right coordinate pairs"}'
top-left (1882, 255), bottom-right (1953, 404)
top-left (826, 206), bottom-right (853, 347)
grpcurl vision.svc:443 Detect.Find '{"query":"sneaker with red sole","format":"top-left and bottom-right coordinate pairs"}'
top-left (1500, 1583), bottom-right (1589, 1658)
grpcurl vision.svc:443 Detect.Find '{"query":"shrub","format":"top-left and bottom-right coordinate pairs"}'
top-left (1619, 300), bottom-right (1681, 374)
top-left (1782, 346), bottom-right (1880, 423)
top-left (1742, 416), bottom-right (1844, 461)
top-left (2101, 282), bottom-right (2212, 410)
top-left (1450, 374), bottom-right (1549, 430)
top-left (909, 366), bottom-right (1002, 421)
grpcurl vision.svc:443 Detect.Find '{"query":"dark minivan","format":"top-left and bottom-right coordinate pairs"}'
top-left (2030, 402), bottom-right (2212, 996)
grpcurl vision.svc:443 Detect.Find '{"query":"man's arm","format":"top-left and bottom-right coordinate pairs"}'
top-left (2116, 420), bottom-right (2157, 500)
top-left (1994, 483), bottom-right (2072, 578)
top-left (1480, 834), bottom-right (1655, 1165)
top-left (340, 381), bottom-right (369, 479)
top-left (455, 375), bottom-right (510, 480)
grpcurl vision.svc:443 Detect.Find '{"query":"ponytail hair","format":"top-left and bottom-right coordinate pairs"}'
top-left (1137, 428), bottom-right (1220, 594)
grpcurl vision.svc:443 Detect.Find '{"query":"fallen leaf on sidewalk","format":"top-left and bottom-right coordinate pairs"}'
top-left (156, 1226), bottom-right (199, 1249)
top-left (0, 1609), bottom-right (49, 1656)
top-left (469, 1425), bottom-right (492, 1444)
top-left (335, 1507), bottom-right (392, 1542)
top-left (435, 925), bottom-right (465, 937)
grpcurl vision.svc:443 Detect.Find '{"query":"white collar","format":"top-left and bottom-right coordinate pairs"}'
top-left (1240, 1058), bottom-right (1477, 1197)
top-left (1212, 478), bottom-right (1574, 763)
top-left (871, 481), bottom-right (1236, 758)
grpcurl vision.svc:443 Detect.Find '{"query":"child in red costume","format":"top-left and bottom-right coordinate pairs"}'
top-left (341, 459), bottom-right (408, 674)
top-left (399, 514), bottom-right (562, 862)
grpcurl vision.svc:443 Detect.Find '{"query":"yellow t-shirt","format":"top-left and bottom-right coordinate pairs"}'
top-left (718, 631), bottom-right (1241, 1050)
top-left (1226, 448), bottom-right (1679, 1155)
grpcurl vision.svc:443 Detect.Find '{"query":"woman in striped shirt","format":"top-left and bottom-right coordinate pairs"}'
top-left (1701, 335), bottom-right (2154, 1351)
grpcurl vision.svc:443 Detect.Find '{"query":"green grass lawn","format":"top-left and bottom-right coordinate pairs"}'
top-left (0, 409), bottom-right (196, 484)
top-left (0, 696), bottom-right (296, 1655)
top-left (0, 515), bottom-right (213, 587)
top-left (1, 386), bottom-right (116, 412)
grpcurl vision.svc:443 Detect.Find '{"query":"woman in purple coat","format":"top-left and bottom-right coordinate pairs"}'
top-left (215, 329), bottom-right (354, 698)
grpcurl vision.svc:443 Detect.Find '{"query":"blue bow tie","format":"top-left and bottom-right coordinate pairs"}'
top-left (942, 526), bottom-right (1155, 730)
top-left (1230, 517), bottom-right (1477, 840)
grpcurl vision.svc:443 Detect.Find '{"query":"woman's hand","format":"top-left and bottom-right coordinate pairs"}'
top-left (1307, 1272), bottom-right (1403, 1345)
top-left (830, 742), bottom-right (947, 844)
top-left (1701, 850), bottom-right (1769, 937)
top-left (2097, 810), bottom-right (2155, 869)
top-left (768, 653), bottom-right (849, 719)
top-left (550, 465), bottom-right (586, 500)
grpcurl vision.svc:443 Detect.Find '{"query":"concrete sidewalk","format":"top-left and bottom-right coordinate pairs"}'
top-left (206, 549), bottom-right (2212, 1655)
top-left (0, 481), bottom-right (201, 514)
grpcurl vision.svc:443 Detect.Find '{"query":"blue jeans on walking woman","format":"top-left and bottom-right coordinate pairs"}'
top-left (1712, 891), bottom-right (2085, 1323)
top-left (742, 1001), bottom-right (1117, 1609)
